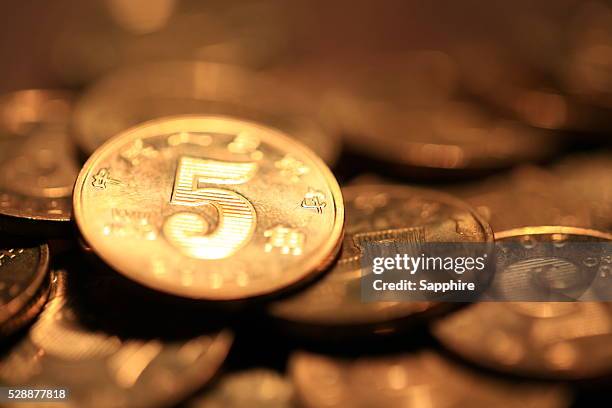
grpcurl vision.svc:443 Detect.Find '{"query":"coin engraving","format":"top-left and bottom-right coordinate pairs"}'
top-left (164, 157), bottom-right (258, 260)
top-left (301, 189), bottom-right (327, 213)
top-left (264, 226), bottom-right (305, 256)
top-left (275, 155), bottom-right (309, 182)
top-left (92, 168), bottom-right (121, 190)
top-left (74, 116), bottom-right (343, 299)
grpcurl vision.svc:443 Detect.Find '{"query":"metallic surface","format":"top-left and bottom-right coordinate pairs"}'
top-left (73, 61), bottom-right (341, 165)
top-left (433, 226), bottom-right (612, 379)
top-left (553, 153), bottom-right (612, 232)
top-left (73, 115), bottom-right (344, 300)
top-left (457, 166), bottom-right (593, 232)
top-left (0, 91), bottom-right (78, 229)
top-left (290, 351), bottom-right (570, 408)
top-left (270, 184), bottom-right (492, 333)
top-left (331, 98), bottom-right (557, 171)
top-left (0, 239), bottom-right (49, 334)
top-left (0, 269), bottom-right (233, 408)
top-left (187, 369), bottom-right (295, 408)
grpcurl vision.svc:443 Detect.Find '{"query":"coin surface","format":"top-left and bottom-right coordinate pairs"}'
top-left (289, 351), bottom-right (570, 408)
top-left (73, 115), bottom-right (344, 300)
top-left (433, 226), bottom-right (612, 379)
top-left (0, 269), bottom-right (233, 408)
top-left (327, 97), bottom-right (557, 172)
top-left (269, 184), bottom-right (492, 336)
top-left (449, 40), bottom-right (612, 133)
top-left (0, 90), bottom-right (79, 234)
top-left (553, 153), bottom-right (612, 232)
top-left (187, 369), bottom-right (296, 408)
top-left (73, 61), bottom-right (340, 165)
top-left (457, 166), bottom-right (593, 232)
top-left (50, 1), bottom-right (290, 85)
top-left (0, 238), bottom-right (49, 335)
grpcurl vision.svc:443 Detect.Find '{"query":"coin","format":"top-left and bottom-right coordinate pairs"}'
top-left (433, 226), bottom-right (612, 379)
top-left (457, 166), bottom-right (593, 232)
top-left (73, 115), bottom-right (344, 300)
top-left (289, 351), bottom-right (570, 408)
top-left (558, 1), bottom-right (612, 110)
top-left (0, 90), bottom-right (78, 234)
top-left (553, 153), bottom-right (612, 232)
top-left (0, 238), bottom-right (49, 336)
top-left (0, 90), bottom-right (79, 236)
top-left (327, 97), bottom-right (558, 174)
top-left (449, 40), bottom-right (612, 133)
top-left (266, 51), bottom-right (458, 108)
top-left (0, 269), bottom-right (233, 408)
top-left (50, 1), bottom-right (290, 86)
top-left (187, 369), bottom-right (296, 408)
top-left (72, 61), bottom-right (341, 165)
top-left (269, 184), bottom-right (492, 338)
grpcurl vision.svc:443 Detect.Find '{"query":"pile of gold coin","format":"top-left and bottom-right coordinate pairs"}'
top-left (0, 1), bottom-right (611, 407)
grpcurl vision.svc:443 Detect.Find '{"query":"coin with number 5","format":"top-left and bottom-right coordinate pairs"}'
top-left (73, 116), bottom-right (344, 300)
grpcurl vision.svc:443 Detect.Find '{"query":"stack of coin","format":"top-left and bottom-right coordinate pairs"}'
top-left (1, 3), bottom-right (612, 406)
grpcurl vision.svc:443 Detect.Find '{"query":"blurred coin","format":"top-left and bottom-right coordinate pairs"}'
top-left (289, 350), bottom-right (570, 408)
top-left (327, 97), bottom-right (557, 174)
top-left (73, 61), bottom-right (340, 165)
top-left (0, 269), bottom-right (233, 408)
top-left (0, 90), bottom-right (79, 236)
top-left (558, 1), bottom-right (612, 111)
top-left (450, 40), bottom-right (612, 133)
top-left (269, 184), bottom-right (492, 338)
top-left (268, 51), bottom-right (459, 108)
top-left (187, 369), bottom-right (295, 408)
top-left (73, 115), bottom-right (344, 300)
top-left (458, 166), bottom-right (593, 232)
top-left (50, 1), bottom-right (290, 86)
top-left (433, 226), bottom-right (612, 380)
top-left (0, 239), bottom-right (49, 336)
top-left (553, 152), bottom-right (612, 232)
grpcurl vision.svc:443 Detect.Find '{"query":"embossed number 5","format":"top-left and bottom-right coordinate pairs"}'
top-left (163, 156), bottom-right (258, 259)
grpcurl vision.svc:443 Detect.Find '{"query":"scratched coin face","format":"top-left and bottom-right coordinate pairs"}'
top-left (0, 270), bottom-right (233, 408)
top-left (269, 185), bottom-right (492, 336)
top-left (0, 238), bottom-right (49, 335)
top-left (73, 115), bottom-right (344, 300)
top-left (73, 62), bottom-right (341, 165)
top-left (433, 226), bottom-right (612, 379)
top-left (187, 369), bottom-right (295, 408)
top-left (289, 351), bottom-right (570, 408)
top-left (0, 90), bottom-right (79, 233)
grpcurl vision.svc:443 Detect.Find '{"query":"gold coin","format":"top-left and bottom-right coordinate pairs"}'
top-left (289, 351), bottom-right (571, 408)
top-left (187, 369), bottom-right (296, 408)
top-left (269, 184), bottom-right (492, 337)
top-left (450, 40), bottom-right (612, 133)
top-left (0, 238), bottom-right (49, 335)
top-left (0, 269), bottom-right (233, 408)
top-left (327, 97), bottom-right (557, 173)
top-left (433, 226), bottom-right (612, 379)
top-left (553, 153), bottom-right (612, 231)
top-left (455, 166), bottom-right (593, 232)
top-left (73, 115), bottom-right (344, 300)
top-left (73, 61), bottom-right (341, 165)
top-left (0, 90), bottom-right (79, 235)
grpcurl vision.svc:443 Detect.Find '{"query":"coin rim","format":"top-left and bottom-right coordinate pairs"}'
top-left (73, 114), bottom-right (345, 300)
top-left (0, 242), bottom-right (49, 326)
top-left (495, 225), bottom-right (612, 240)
